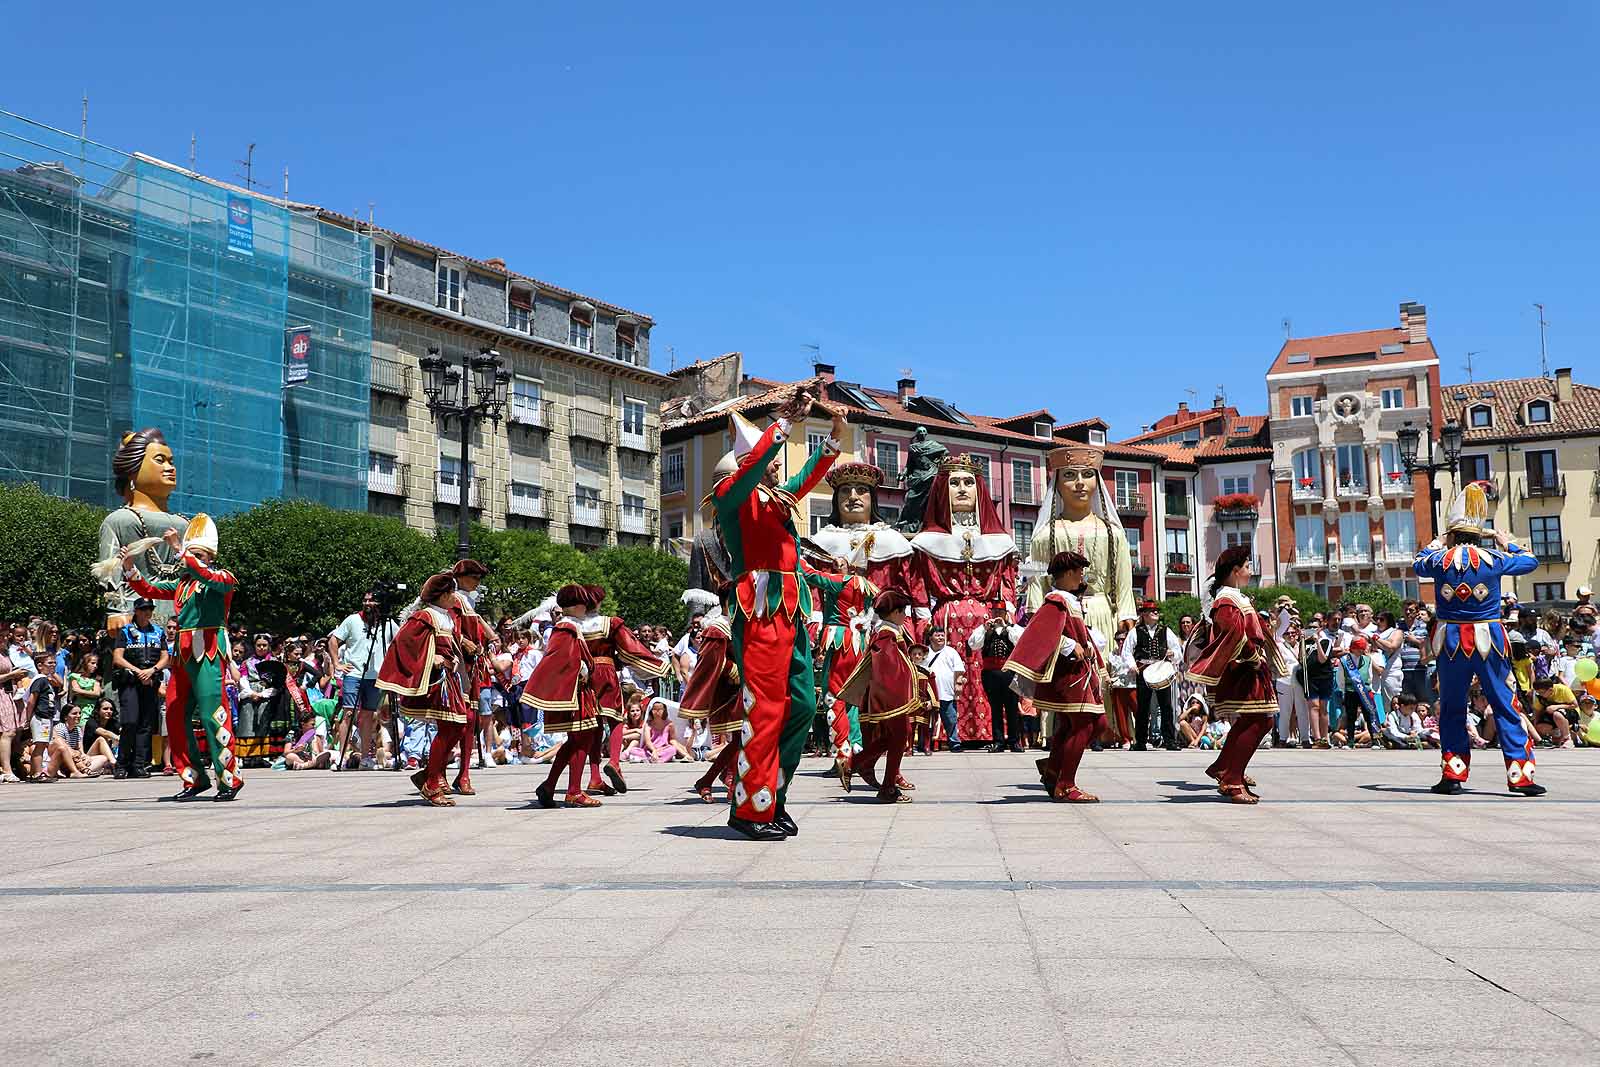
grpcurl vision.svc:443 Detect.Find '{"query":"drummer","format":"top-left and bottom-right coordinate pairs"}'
top-left (1120, 600), bottom-right (1184, 751)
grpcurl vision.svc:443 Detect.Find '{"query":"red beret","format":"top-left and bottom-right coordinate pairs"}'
top-left (452, 558), bottom-right (489, 579)
top-left (420, 572), bottom-right (456, 603)
top-left (874, 588), bottom-right (913, 617)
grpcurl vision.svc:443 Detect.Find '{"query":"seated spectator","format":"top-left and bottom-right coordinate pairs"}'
top-left (1530, 676), bottom-right (1577, 748)
top-left (283, 708), bottom-right (332, 770)
top-left (67, 651), bottom-right (103, 717)
top-left (82, 697), bottom-right (120, 767)
top-left (1381, 701), bottom-right (1425, 749)
top-left (49, 706), bottom-right (112, 778)
top-left (1577, 692), bottom-right (1600, 747)
top-left (1466, 688), bottom-right (1494, 749)
top-left (1178, 694), bottom-right (1210, 748)
top-left (623, 699), bottom-right (687, 763)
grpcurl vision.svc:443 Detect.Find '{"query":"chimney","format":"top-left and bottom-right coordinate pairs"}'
top-left (1399, 301), bottom-right (1427, 343)
top-left (485, 257), bottom-right (507, 271)
top-left (812, 361), bottom-right (836, 383)
top-left (1176, 401), bottom-right (1188, 415)
top-left (897, 377), bottom-right (916, 404)
top-left (1556, 367), bottom-right (1573, 402)
top-left (1213, 392), bottom-right (1225, 410)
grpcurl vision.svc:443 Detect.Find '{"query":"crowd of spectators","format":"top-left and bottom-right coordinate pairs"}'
top-left (4, 585), bottom-right (1596, 785)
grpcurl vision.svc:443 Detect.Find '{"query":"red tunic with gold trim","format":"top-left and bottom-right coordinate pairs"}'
top-left (842, 622), bottom-right (921, 725)
top-left (914, 665), bottom-right (938, 728)
top-left (578, 616), bottom-right (667, 722)
top-left (448, 592), bottom-right (496, 694)
top-left (677, 613), bottom-right (742, 736)
top-left (1004, 589), bottom-right (1103, 715)
top-left (519, 616), bottom-right (599, 733)
top-left (1185, 587), bottom-right (1281, 716)
top-left (376, 606), bottom-right (471, 724)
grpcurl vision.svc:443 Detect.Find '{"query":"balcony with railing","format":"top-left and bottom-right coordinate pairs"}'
top-left (570, 408), bottom-right (614, 444)
top-left (1290, 545), bottom-right (1326, 567)
top-left (1131, 551), bottom-right (1149, 576)
top-left (1334, 477), bottom-right (1367, 500)
top-left (618, 506), bottom-right (657, 537)
top-left (434, 473), bottom-right (485, 509)
top-left (508, 397), bottom-right (552, 431)
top-left (618, 423), bottom-right (658, 454)
top-left (371, 354), bottom-right (412, 397)
top-left (1330, 544), bottom-right (1375, 565)
top-left (1531, 540), bottom-right (1571, 565)
top-left (1115, 492), bottom-right (1148, 517)
top-left (1382, 541), bottom-right (1419, 564)
top-left (570, 494), bottom-right (610, 529)
top-left (1292, 478), bottom-right (1322, 501)
top-left (367, 459), bottom-right (409, 497)
top-left (1519, 475), bottom-right (1567, 502)
top-left (1212, 493), bottom-right (1259, 522)
top-left (1166, 552), bottom-right (1193, 576)
top-left (1379, 472), bottom-right (1414, 497)
top-left (507, 484), bottom-right (548, 520)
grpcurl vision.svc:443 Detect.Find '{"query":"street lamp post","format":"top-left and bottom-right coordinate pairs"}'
top-left (1396, 417), bottom-right (1465, 540)
top-left (419, 345), bottom-right (510, 560)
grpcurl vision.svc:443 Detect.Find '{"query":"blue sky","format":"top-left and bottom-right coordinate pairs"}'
top-left (8, 2), bottom-right (1596, 436)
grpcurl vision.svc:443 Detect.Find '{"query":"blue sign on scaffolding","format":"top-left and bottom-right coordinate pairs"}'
top-left (226, 195), bottom-right (254, 256)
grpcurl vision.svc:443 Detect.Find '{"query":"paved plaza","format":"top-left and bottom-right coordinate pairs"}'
top-left (6, 749), bottom-right (1600, 1066)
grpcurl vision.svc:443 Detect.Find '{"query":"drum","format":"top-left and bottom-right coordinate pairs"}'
top-left (1141, 660), bottom-right (1177, 690)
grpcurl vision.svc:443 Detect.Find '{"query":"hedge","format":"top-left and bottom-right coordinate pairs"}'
top-left (0, 482), bottom-right (106, 627)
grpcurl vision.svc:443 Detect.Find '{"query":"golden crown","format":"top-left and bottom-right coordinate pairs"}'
top-left (939, 453), bottom-right (985, 477)
top-left (825, 461), bottom-right (884, 490)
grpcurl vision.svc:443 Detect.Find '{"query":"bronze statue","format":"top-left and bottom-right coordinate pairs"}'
top-left (896, 426), bottom-right (947, 532)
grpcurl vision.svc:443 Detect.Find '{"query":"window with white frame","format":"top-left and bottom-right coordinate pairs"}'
top-left (1165, 527), bottom-right (1189, 566)
top-left (1336, 443), bottom-right (1365, 489)
top-left (509, 481), bottom-right (543, 511)
top-left (1338, 512), bottom-right (1370, 558)
top-left (1379, 442), bottom-right (1410, 486)
top-left (1292, 448), bottom-right (1320, 490)
top-left (1033, 419), bottom-right (1052, 439)
top-left (622, 492), bottom-right (646, 518)
top-left (1295, 515), bottom-right (1324, 560)
top-left (575, 484), bottom-right (601, 508)
top-left (1219, 474), bottom-right (1252, 497)
top-left (372, 242), bottom-right (391, 292)
top-left (1380, 387), bottom-right (1404, 409)
top-left (1532, 581), bottom-right (1565, 603)
top-left (508, 288), bottom-right (533, 333)
top-left (568, 306), bottom-right (593, 350)
top-left (970, 454), bottom-right (993, 493)
top-left (615, 324), bottom-right (637, 364)
top-left (1013, 519), bottom-right (1034, 555)
top-left (875, 441), bottom-right (900, 478)
top-left (511, 377), bottom-right (542, 424)
top-left (1012, 459), bottom-right (1035, 503)
top-left (1126, 525), bottom-right (1142, 567)
top-left (663, 449), bottom-right (685, 494)
top-left (436, 260), bottom-right (462, 312)
top-left (809, 505), bottom-right (829, 536)
top-left (1088, 429), bottom-right (1106, 446)
top-left (805, 431), bottom-right (829, 455)
top-left (1223, 529), bottom-right (1252, 550)
top-left (1383, 508), bottom-right (1417, 555)
top-left (622, 398), bottom-right (647, 438)
top-left (1290, 395), bottom-right (1315, 418)
top-left (1469, 404), bottom-right (1493, 428)
top-left (1114, 469), bottom-right (1140, 509)
top-left (1527, 399), bottom-right (1552, 424)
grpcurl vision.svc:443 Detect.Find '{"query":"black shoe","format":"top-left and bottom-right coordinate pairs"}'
top-left (112, 768), bottom-right (129, 780)
top-left (534, 782), bottom-right (557, 809)
top-left (1509, 783), bottom-right (1548, 797)
top-left (1164, 741), bottom-right (1182, 752)
top-left (772, 807), bottom-right (798, 837)
top-left (1090, 741), bottom-right (1104, 752)
top-left (728, 815), bottom-right (788, 841)
top-left (214, 783), bottom-right (242, 802)
top-left (172, 784), bottom-right (212, 801)
top-left (604, 764), bottom-right (628, 795)
top-left (949, 743), bottom-right (963, 753)
top-left (1430, 779), bottom-right (1463, 795)
top-left (1009, 742), bottom-right (1026, 753)
top-left (1130, 743), bottom-right (1148, 752)
top-left (131, 769), bottom-right (152, 779)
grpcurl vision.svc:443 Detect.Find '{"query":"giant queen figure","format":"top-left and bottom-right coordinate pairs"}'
top-left (909, 454), bottom-right (1019, 744)
top-left (98, 428), bottom-right (190, 626)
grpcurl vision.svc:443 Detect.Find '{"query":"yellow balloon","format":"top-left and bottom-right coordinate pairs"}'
top-left (1576, 658), bottom-right (1600, 683)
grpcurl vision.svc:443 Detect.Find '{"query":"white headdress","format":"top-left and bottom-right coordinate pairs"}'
top-left (182, 513), bottom-right (218, 556)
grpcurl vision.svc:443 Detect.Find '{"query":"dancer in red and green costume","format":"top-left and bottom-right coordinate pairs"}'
top-left (712, 390), bottom-right (847, 840)
top-left (121, 516), bottom-right (244, 802)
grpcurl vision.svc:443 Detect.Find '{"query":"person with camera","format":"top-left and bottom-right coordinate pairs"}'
top-left (328, 589), bottom-right (398, 771)
top-left (111, 597), bottom-right (168, 779)
top-left (968, 608), bottom-right (1024, 752)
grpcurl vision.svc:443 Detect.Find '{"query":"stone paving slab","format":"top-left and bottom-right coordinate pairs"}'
top-left (4, 748), bottom-right (1599, 1066)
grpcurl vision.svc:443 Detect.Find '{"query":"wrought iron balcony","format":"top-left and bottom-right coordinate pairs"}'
top-left (508, 398), bottom-right (551, 431)
top-left (507, 484), bottom-right (547, 519)
top-left (371, 355), bottom-right (412, 397)
top-left (619, 506), bottom-right (657, 537)
top-left (1379, 473), bottom-right (1414, 496)
top-left (1116, 493), bottom-right (1148, 516)
top-left (1519, 475), bottom-right (1567, 502)
top-left (1292, 480), bottom-right (1322, 501)
top-left (570, 408), bottom-right (614, 444)
top-left (570, 495), bottom-right (611, 529)
top-left (618, 424), bottom-right (659, 454)
top-left (434, 473), bottom-right (485, 509)
top-left (1166, 552), bottom-right (1192, 575)
top-left (366, 460), bottom-right (409, 497)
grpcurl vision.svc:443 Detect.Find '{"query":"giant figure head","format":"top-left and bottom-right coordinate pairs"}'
top-left (825, 462), bottom-right (883, 526)
top-left (112, 428), bottom-right (176, 510)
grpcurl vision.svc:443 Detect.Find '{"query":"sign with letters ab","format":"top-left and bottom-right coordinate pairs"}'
top-left (226, 195), bottom-right (254, 256)
top-left (284, 327), bottom-right (311, 387)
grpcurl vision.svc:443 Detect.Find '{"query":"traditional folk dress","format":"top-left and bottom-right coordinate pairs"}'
top-left (712, 416), bottom-right (839, 824)
top-left (682, 612), bottom-right (743, 801)
top-left (841, 621), bottom-right (921, 801)
top-left (1006, 588), bottom-right (1105, 800)
top-left (448, 590), bottom-right (496, 790)
top-left (813, 572), bottom-right (878, 759)
top-left (520, 616), bottom-right (602, 803)
top-left (126, 548), bottom-right (243, 794)
top-left (378, 604), bottom-right (472, 802)
top-left (1186, 586), bottom-right (1282, 796)
top-left (1414, 538), bottom-right (1539, 788)
top-left (579, 615), bottom-right (668, 793)
top-left (908, 460), bottom-right (1018, 745)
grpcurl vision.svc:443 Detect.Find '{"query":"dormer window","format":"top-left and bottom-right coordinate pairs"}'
top-left (372, 241), bottom-right (392, 292)
top-left (1526, 399), bottom-right (1552, 425)
top-left (568, 301), bottom-right (594, 351)
top-left (615, 318), bottom-right (638, 364)
top-left (507, 286), bottom-right (534, 333)
top-left (1088, 429), bottom-right (1106, 446)
top-left (1033, 419), bottom-right (1052, 439)
top-left (1468, 404), bottom-right (1493, 429)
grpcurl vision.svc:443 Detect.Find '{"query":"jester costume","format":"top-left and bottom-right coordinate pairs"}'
top-left (683, 610), bottom-right (743, 802)
top-left (712, 411), bottom-right (839, 833)
top-left (124, 516), bottom-right (243, 800)
top-left (1414, 482), bottom-right (1542, 794)
top-left (814, 572), bottom-right (877, 762)
top-left (1007, 586), bottom-right (1105, 802)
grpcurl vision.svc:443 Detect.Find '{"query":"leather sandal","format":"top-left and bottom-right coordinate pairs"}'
top-left (1219, 783), bottom-right (1258, 805)
top-left (695, 783), bottom-right (715, 804)
top-left (835, 757), bottom-right (852, 793)
top-left (590, 778), bottom-right (618, 797)
top-left (1057, 786), bottom-right (1099, 804)
top-left (563, 792), bottom-right (602, 808)
top-left (1205, 765), bottom-right (1256, 790)
top-left (895, 773), bottom-right (915, 791)
top-left (420, 782), bottom-right (455, 807)
top-left (451, 776), bottom-right (476, 796)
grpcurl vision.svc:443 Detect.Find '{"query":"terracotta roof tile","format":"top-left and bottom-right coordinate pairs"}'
top-left (1444, 375), bottom-right (1600, 443)
top-left (1266, 328), bottom-right (1437, 377)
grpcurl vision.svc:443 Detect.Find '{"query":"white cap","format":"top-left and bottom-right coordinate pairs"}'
top-left (1579, 585), bottom-right (1593, 597)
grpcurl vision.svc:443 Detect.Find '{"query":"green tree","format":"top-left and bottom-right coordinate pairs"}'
top-left (1248, 584), bottom-right (1330, 619)
top-left (1340, 583), bottom-right (1405, 619)
top-left (219, 500), bottom-right (448, 635)
top-left (0, 482), bottom-right (106, 629)
top-left (445, 526), bottom-right (604, 622)
top-left (592, 545), bottom-right (691, 629)
top-left (1158, 594), bottom-right (1202, 636)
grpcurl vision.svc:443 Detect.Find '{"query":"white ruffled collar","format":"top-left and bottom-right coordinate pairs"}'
top-left (911, 518), bottom-right (1017, 564)
top-left (812, 523), bottom-right (913, 562)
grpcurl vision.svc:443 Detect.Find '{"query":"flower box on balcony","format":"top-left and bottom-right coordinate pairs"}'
top-left (1170, 562), bottom-right (1192, 574)
top-left (1213, 492), bottom-right (1260, 520)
